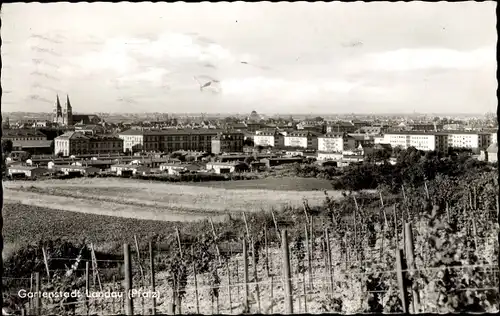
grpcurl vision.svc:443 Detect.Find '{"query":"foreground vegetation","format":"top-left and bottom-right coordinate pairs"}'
top-left (3, 167), bottom-right (498, 314)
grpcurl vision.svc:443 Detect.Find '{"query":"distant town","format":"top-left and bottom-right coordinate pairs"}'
top-left (1, 94), bottom-right (498, 179)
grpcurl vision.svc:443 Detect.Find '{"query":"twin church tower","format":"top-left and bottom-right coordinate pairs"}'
top-left (53, 94), bottom-right (73, 126)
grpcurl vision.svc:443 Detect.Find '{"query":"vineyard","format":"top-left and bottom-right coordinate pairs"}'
top-left (2, 171), bottom-right (499, 315)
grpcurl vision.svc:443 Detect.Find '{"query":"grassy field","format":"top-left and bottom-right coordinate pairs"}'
top-left (177, 177), bottom-right (334, 191)
top-left (1, 203), bottom-right (197, 259)
top-left (3, 178), bottom-right (345, 220)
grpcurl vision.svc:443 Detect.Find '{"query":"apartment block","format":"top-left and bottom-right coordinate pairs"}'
top-left (317, 133), bottom-right (354, 153)
top-left (382, 132), bottom-right (448, 152)
top-left (283, 131), bottom-right (319, 149)
top-left (54, 132), bottom-right (124, 156)
top-left (211, 132), bottom-right (245, 154)
top-left (118, 128), bottom-right (244, 154)
top-left (446, 131), bottom-right (492, 152)
top-left (254, 131), bottom-right (285, 148)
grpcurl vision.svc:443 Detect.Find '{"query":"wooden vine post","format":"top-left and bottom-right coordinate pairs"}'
top-left (35, 272), bottom-right (41, 315)
top-left (251, 239), bottom-right (261, 313)
top-left (226, 258), bottom-right (233, 314)
top-left (264, 228), bottom-right (270, 277)
top-left (281, 229), bottom-right (293, 314)
top-left (242, 238), bottom-right (249, 312)
top-left (85, 261), bottom-right (90, 315)
top-left (209, 218), bottom-right (223, 266)
top-left (191, 246), bottom-right (200, 314)
top-left (124, 244), bottom-right (133, 316)
top-left (149, 241), bottom-right (157, 315)
top-left (325, 228), bottom-right (334, 294)
top-left (304, 223), bottom-right (312, 290)
top-left (395, 249), bottom-right (410, 313)
top-left (404, 222), bottom-right (420, 313)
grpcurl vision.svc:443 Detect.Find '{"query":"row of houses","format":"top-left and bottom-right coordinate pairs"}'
top-left (252, 130), bottom-right (497, 154)
top-left (5, 154), bottom-right (308, 179)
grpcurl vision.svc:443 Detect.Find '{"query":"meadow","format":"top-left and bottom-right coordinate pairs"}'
top-left (176, 177), bottom-right (335, 191)
top-left (3, 177), bottom-right (346, 219)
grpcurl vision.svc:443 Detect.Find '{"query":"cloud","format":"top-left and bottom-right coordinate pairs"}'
top-left (344, 47), bottom-right (495, 73)
top-left (220, 77), bottom-right (361, 101)
top-left (115, 68), bottom-right (171, 87)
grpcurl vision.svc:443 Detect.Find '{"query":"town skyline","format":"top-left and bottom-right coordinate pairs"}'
top-left (1, 2), bottom-right (497, 114)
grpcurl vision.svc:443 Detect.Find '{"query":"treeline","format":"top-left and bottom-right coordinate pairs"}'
top-left (332, 147), bottom-right (495, 192)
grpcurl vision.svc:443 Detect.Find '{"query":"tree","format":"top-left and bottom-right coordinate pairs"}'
top-left (1, 139), bottom-right (13, 154)
top-left (244, 156), bottom-right (255, 166)
top-left (243, 138), bottom-right (254, 147)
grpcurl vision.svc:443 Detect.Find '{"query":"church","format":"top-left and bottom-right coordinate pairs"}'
top-left (52, 95), bottom-right (101, 126)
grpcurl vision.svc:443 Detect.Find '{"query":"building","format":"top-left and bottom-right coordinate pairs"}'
top-left (2, 129), bottom-right (47, 141)
top-left (53, 94), bottom-right (101, 126)
top-left (261, 157), bottom-right (304, 168)
top-left (110, 164), bottom-right (151, 176)
top-left (88, 135), bottom-right (123, 155)
top-left (254, 131), bottom-right (284, 148)
top-left (408, 123), bottom-right (442, 132)
top-left (317, 133), bottom-right (353, 153)
top-left (382, 132), bottom-right (448, 152)
top-left (54, 132), bottom-right (124, 156)
top-left (7, 165), bottom-right (49, 179)
top-left (205, 162), bottom-right (247, 174)
top-left (317, 152), bottom-right (343, 161)
top-left (284, 131), bottom-right (319, 149)
top-left (74, 124), bottom-right (106, 136)
top-left (12, 140), bottom-right (53, 155)
top-left (326, 121), bottom-right (357, 133)
top-left (57, 165), bottom-right (100, 176)
top-left (446, 131), bottom-right (492, 153)
top-left (211, 132), bottom-right (245, 154)
top-left (348, 134), bottom-right (375, 148)
top-left (118, 128), bottom-right (226, 154)
top-left (486, 143), bottom-right (498, 163)
top-left (54, 131), bottom-right (90, 156)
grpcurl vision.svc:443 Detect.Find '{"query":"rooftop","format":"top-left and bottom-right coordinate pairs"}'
top-left (13, 140), bottom-right (53, 148)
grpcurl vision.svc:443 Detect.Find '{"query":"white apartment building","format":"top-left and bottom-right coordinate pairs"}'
top-left (374, 135), bottom-right (385, 144)
top-left (446, 131), bottom-right (492, 152)
top-left (317, 133), bottom-right (355, 153)
top-left (254, 131), bottom-right (284, 148)
top-left (382, 132), bottom-right (448, 152)
top-left (284, 131), bottom-right (319, 149)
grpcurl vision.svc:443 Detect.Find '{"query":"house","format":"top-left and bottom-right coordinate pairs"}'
top-left (261, 157), bottom-right (304, 168)
top-left (2, 128), bottom-right (48, 141)
top-left (57, 165), bottom-right (100, 176)
top-left (206, 162), bottom-right (248, 174)
top-left (317, 152), bottom-right (343, 161)
top-left (485, 143), bottom-right (498, 163)
top-left (110, 164), bottom-right (151, 176)
top-left (160, 163), bottom-right (188, 175)
top-left (71, 160), bottom-right (115, 171)
top-left (7, 165), bottom-right (49, 179)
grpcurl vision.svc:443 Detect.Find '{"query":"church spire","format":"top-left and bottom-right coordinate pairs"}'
top-left (66, 94), bottom-right (72, 109)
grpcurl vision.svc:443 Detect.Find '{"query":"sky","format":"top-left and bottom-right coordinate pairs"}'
top-left (1, 2), bottom-right (497, 114)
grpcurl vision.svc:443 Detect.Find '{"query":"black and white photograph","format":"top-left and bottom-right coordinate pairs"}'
top-left (0, 1), bottom-right (498, 315)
